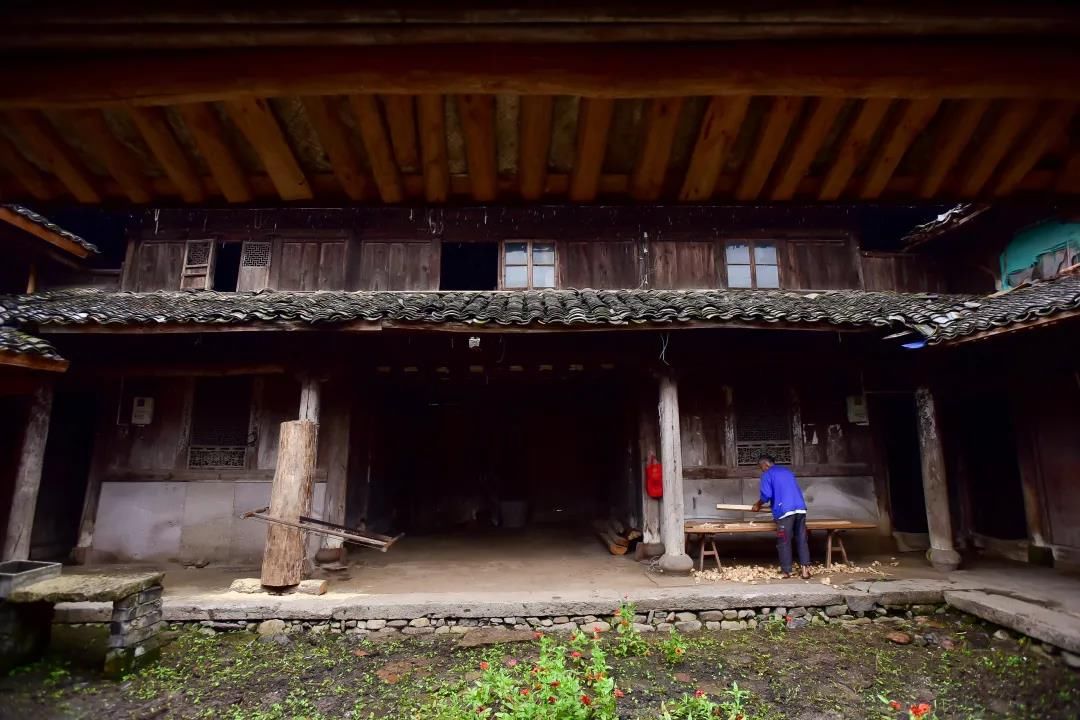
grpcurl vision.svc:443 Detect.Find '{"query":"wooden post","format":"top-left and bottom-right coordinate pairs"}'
top-left (637, 391), bottom-right (662, 552)
top-left (914, 387), bottom-right (961, 571)
top-left (721, 385), bottom-right (737, 468)
top-left (318, 382), bottom-right (350, 559)
top-left (260, 420), bottom-right (318, 587)
top-left (789, 386), bottom-right (805, 467)
top-left (3, 384), bottom-right (54, 560)
top-left (657, 373), bottom-right (693, 574)
top-left (299, 375), bottom-right (321, 423)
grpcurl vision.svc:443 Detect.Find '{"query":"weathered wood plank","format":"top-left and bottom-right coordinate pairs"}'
top-left (175, 102), bottom-right (253, 202)
top-left (65, 108), bottom-right (152, 202)
top-left (770, 97), bottom-right (845, 200)
top-left (568, 97), bottom-right (614, 202)
top-left (6, 109), bottom-right (101, 202)
top-left (301, 96), bottom-right (371, 201)
top-left (736, 96), bottom-right (803, 201)
top-left (0, 131), bottom-right (55, 200)
top-left (349, 94), bottom-right (404, 203)
top-left (992, 100), bottom-right (1075, 196)
top-left (457, 94), bottom-right (497, 201)
top-left (958, 100), bottom-right (1039, 197)
top-left (2, 384), bottom-right (53, 560)
top-left (224, 97), bottom-right (312, 201)
top-left (416, 94), bottom-right (449, 202)
top-left (630, 97), bottom-right (685, 201)
top-left (859, 97), bottom-right (941, 199)
top-left (818, 98), bottom-right (892, 200)
top-left (518, 95), bottom-right (553, 201)
top-left (679, 96), bottom-right (749, 201)
top-left (127, 105), bottom-right (205, 202)
top-left (917, 99), bottom-right (990, 198)
top-left (381, 95), bottom-right (419, 170)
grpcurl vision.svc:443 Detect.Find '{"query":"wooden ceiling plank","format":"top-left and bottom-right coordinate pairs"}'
top-left (382, 95), bottom-right (420, 170)
top-left (6, 109), bottom-right (102, 202)
top-left (917, 99), bottom-right (991, 198)
top-left (568, 97), bottom-right (615, 202)
top-left (127, 105), bottom-right (205, 202)
top-left (224, 97), bottom-right (312, 201)
top-left (818, 98), bottom-right (892, 201)
top-left (992, 100), bottom-right (1076, 196)
top-left (769, 97), bottom-right (845, 201)
top-left (735, 96), bottom-right (803, 201)
top-left (0, 131), bottom-right (55, 200)
top-left (518, 94), bottom-right (553, 201)
top-left (958, 99), bottom-right (1040, 197)
top-left (301, 96), bottom-right (371, 201)
top-left (175, 102), bottom-right (253, 202)
top-left (66, 108), bottom-right (152, 203)
top-left (678, 96), bottom-right (750, 201)
top-left (859, 97), bottom-right (941, 199)
top-left (456, 94), bottom-right (498, 201)
top-left (349, 94), bottom-right (404, 203)
top-left (416, 94), bottom-right (449, 202)
top-left (630, 96), bottom-right (686, 201)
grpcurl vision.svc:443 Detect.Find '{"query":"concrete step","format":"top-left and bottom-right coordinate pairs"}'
top-left (945, 589), bottom-right (1080, 654)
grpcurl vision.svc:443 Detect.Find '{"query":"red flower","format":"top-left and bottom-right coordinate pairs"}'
top-left (507, 658), bottom-right (519, 668)
top-left (533, 631), bottom-right (543, 640)
top-left (889, 700), bottom-right (902, 710)
top-left (547, 696), bottom-right (556, 705)
top-left (910, 703), bottom-right (932, 717)
top-left (571, 651), bottom-right (582, 659)
top-left (694, 689), bottom-right (706, 698)
top-left (580, 695), bottom-right (592, 706)
top-left (550, 680), bottom-right (560, 688)
top-left (479, 661), bottom-right (489, 671)
top-left (520, 688), bottom-right (530, 696)
top-left (613, 688), bottom-right (625, 698)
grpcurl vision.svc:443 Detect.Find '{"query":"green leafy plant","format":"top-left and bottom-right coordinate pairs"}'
top-left (659, 627), bottom-right (689, 666)
top-left (660, 684), bottom-right (755, 720)
top-left (612, 601), bottom-right (650, 658)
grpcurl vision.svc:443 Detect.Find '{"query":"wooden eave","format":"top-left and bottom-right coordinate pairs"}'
top-left (0, 351), bottom-right (69, 373)
top-left (0, 206), bottom-right (93, 259)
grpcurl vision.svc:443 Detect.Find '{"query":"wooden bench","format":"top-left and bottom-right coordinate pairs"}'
top-left (684, 519), bottom-right (878, 571)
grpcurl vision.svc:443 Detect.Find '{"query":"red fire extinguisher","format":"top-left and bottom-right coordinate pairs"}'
top-left (645, 454), bottom-right (663, 498)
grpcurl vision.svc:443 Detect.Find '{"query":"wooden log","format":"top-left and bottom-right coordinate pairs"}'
top-left (260, 420), bottom-right (318, 588)
top-left (594, 526), bottom-right (629, 555)
top-left (594, 520), bottom-right (628, 547)
top-left (2, 384), bottom-right (53, 560)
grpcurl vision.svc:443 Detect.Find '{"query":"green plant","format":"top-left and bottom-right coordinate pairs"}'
top-left (660, 684), bottom-right (754, 720)
top-left (612, 601), bottom-right (650, 658)
top-left (659, 627), bottom-right (689, 666)
top-left (761, 614), bottom-right (786, 640)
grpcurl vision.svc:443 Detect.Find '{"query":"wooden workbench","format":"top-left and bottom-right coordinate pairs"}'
top-left (684, 519), bottom-right (878, 571)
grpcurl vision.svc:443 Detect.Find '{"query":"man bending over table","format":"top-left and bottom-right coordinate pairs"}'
top-left (751, 454), bottom-right (811, 579)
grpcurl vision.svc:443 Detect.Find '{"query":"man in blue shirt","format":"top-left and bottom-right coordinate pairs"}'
top-left (751, 454), bottom-right (811, 579)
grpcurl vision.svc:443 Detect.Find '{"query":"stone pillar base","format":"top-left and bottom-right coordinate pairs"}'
top-left (658, 553), bottom-right (694, 574)
top-left (928, 547), bottom-right (962, 572)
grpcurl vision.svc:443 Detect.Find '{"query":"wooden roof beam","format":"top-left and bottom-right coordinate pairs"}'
top-left (630, 97), bottom-right (685, 201)
top-left (0, 205), bottom-right (90, 258)
top-left (301, 96), bottom-right (371, 201)
top-left (957, 99), bottom-right (1039, 198)
top-left (518, 95), bottom-right (553, 201)
top-left (992, 100), bottom-right (1075, 196)
top-left (224, 97), bottom-right (312, 201)
top-left (769, 97), bottom-right (844, 201)
top-left (416, 94), bottom-right (450, 202)
top-left (818, 98), bottom-right (892, 201)
top-left (127, 106), bottom-right (205, 202)
top-left (457, 94), bottom-right (497, 201)
top-left (349, 95), bottom-right (405, 204)
top-left (175, 103), bottom-right (253, 202)
top-left (917, 99), bottom-right (990, 199)
top-left (0, 132), bottom-right (55, 200)
top-left (6, 109), bottom-right (102, 202)
top-left (735, 96), bottom-right (803, 201)
top-left (569, 97), bottom-right (614, 202)
top-left (65, 108), bottom-right (152, 203)
top-left (382, 95), bottom-right (420, 171)
top-left (859, 98), bottom-right (941, 199)
top-left (679, 96), bottom-right (750, 201)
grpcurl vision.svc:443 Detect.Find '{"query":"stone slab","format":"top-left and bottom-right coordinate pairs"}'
top-left (54, 601), bottom-right (112, 623)
top-left (944, 590), bottom-right (1080, 655)
top-left (9, 573), bottom-right (164, 603)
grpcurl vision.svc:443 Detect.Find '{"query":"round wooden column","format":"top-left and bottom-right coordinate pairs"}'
top-left (657, 373), bottom-right (693, 574)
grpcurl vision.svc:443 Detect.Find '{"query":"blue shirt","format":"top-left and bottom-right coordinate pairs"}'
top-left (759, 465), bottom-right (808, 521)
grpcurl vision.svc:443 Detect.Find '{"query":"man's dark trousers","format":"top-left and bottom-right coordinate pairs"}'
top-left (776, 513), bottom-right (810, 574)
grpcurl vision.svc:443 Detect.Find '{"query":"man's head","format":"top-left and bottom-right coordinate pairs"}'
top-left (757, 454), bottom-right (776, 471)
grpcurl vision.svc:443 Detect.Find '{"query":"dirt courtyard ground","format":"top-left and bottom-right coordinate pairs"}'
top-left (4, 610), bottom-right (1077, 719)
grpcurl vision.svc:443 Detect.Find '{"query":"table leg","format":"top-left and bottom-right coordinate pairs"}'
top-left (825, 530), bottom-right (834, 569)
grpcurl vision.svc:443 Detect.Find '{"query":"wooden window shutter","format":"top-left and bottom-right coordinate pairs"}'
top-left (236, 240), bottom-right (272, 291)
top-left (180, 239), bottom-right (215, 290)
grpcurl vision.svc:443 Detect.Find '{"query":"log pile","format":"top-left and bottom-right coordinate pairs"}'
top-left (592, 518), bottom-right (642, 555)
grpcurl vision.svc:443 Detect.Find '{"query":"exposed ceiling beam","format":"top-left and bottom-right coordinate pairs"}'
top-left (6, 109), bottom-right (102, 202)
top-left (2, 42), bottom-right (1079, 108)
top-left (678, 96), bottom-right (749, 201)
top-left (457, 94), bottom-right (498, 201)
top-left (127, 105), bottom-right (206, 202)
top-left (65, 108), bottom-right (152, 203)
top-left (859, 97), bottom-right (941, 199)
top-left (630, 97), bottom-right (685, 201)
top-left (568, 97), bottom-right (614, 202)
top-left (735, 96), bottom-right (803, 201)
top-left (769, 97), bottom-right (845, 201)
top-left (301, 96), bottom-right (371, 201)
top-left (223, 97), bottom-right (312, 201)
top-left (818, 98), bottom-right (892, 200)
top-left (416, 94), bottom-right (449, 202)
top-left (175, 102), bottom-right (253, 202)
top-left (518, 95), bottom-right (553, 201)
top-left (957, 99), bottom-right (1039, 197)
top-left (992, 100), bottom-right (1076, 197)
top-left (382, 95), bottom-right (419, 171)
top-left (0, 131), bottom-right (55, 200)
top-left (916, 99), bottom-right (990, 199)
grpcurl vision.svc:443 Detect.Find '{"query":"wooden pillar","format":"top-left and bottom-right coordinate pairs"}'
top-left (914, 387), bottom-right (961, 571)
top-left (3, 384), bottom-right (54, 560)
top-left (299, 375), bottom-right (321, 423)
top-left (637, 391), bottom-right (662, 551)
top-left (788, 386), bottom-right (805, 467)
top-left (260, 420), bottom-right (318, 587)
top-left (657, 373), bottom-right (692, 574)
top-left (318, 382), bottom-right (351, 558)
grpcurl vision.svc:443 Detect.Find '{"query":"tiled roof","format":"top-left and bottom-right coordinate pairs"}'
top-left (0, 326), bottom-right (65, 362)
top-left (2, 204), bottom-right (100, 254)
top-left (1, 275), bottom-right (1076, 345)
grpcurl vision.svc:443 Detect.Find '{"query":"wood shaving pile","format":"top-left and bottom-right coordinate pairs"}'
top-left (692, 560), bottom-right (888, 584)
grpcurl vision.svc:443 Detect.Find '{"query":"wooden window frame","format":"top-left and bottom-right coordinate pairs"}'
top-left (724, 239), bottom-right (781, 289)
top-left (186, 376), bottom-right (256, 470)
top-left (499, 239), bottom-right (558, 290)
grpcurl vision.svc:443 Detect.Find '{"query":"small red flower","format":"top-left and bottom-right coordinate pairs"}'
top-left (694, 689), bottom-right (706, 698)
top-left (571, 651), bottom-right (582, 659)
top-left (613, 688), bottom-right (625, 698)
top-left (547, 696), bottom-right (556, 705)
top-left (675, 647), bottom-right (685, 655)
top-left (506, 658), bottom-right (519, 668)
top-left (910, 703), bottom-right (932, 717)
top-left (580, 695), bottom-right (592, 706)
top-left (520, 688), bottom-right (530, 696)
top-left (479, 661), bottom-right (489, 671)
top-left (889, 700), bottom-right (902, 710)
top-left (550, 680), bottom-right (560, 688)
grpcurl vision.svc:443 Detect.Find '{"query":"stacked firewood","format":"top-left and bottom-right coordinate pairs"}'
top-left (592, 518), bottom-right (642, 555)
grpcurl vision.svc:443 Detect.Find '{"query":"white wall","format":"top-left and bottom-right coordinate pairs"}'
top-left (684, 475), bottom-right (879, 525)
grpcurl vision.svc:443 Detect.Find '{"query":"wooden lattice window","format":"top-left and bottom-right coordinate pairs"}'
top-left (501, 240), bottom-right (556, 289)
top-left (236, 240), bottom-right (272, 291)
top-left (734, 390), bottom-right (792, 465)
top-left (181, 239), bottom-right (215, 290)
top-left (725, 241), bottom-right (780, 289)
top-left (188, 377), bottom-right (252, 469)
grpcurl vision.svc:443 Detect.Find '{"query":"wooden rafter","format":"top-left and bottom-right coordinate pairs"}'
top-left (736, 96), bottom-right (803, 201)
top-left (770, 97), bottom-right (845, 201)
top-left (416, 94), bottom-right (449, 202)
top-left (127, 106), bottom-right (205, 202)
top-left (630, 97), bottom-right (685, 201)
top-left (818, 98), bottom-right (892, 201)
top-left (348, 95), bottom-right (403, 203)
top-left (518, 95), bottom-right (553, 201)
top-left (679, 96), bottom-right (750, 201)
top-left (6, 109), bottom-right (101, 202)
top-left (382, 95), bottom-right (420, 170)
top-left (456, 94), bottom-right (497, 201)
top-left (224, 97), bottom-right (312, 201)
top-left (992, 100), bottom-right (1076, 196)
top-left (859, 98), bottom-right (941, 199)
top-left (301, 96), bottom-right (371, 201)
top-left (65, 108), bottom-right (152, 203)
top-left (0, 131), bottom-right (55, 200)
top-left (957, 100), bottom-right (1039, 197)
top-left (175, 102), bottom-right (253, 202)
top-left (569, 97), bottom-right (614, 202)
top-left (917, 99), bottom-right (990, 199)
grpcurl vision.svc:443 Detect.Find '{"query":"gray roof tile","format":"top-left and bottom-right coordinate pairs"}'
top-left (3, 205), bottom-right (100, 254)
top-left (0, 326), bottom-right (65, 362)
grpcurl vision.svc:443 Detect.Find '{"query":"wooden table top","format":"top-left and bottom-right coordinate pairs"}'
top-left (685, 519), bottom-right (878, 534)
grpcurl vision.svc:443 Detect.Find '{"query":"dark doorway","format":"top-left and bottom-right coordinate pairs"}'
top-left (440, 242), bottom-right (498, 290)
top-left (0, 395), bottom-right (25, 544)
top-left (870, 394), bottom-right (928, 534)
top-left (213, 241), bottom-right (243, 291)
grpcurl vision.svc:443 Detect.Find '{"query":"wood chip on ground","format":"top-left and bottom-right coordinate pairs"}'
top-left (692, 560), bottom-right (888, 583)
